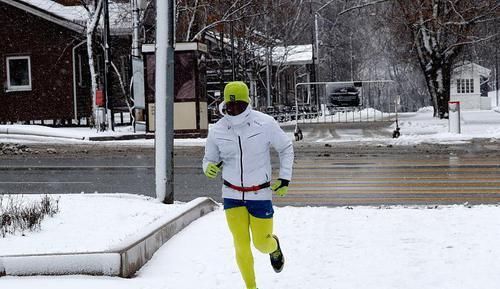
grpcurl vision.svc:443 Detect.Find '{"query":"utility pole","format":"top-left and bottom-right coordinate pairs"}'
top-left (266, 46), bottom-right (272, 107)
top-left (265, 8), bottom-right (272, 107)
top-left (230, 21), bottom-right (236, 81)
top-left (313, 0), bottom-right (337, 111)
top-left (155, 0), bottom-right (175, 204)
top-left (309, 1), bottom-right (317, 109)
top-left (131, 0), bottom-right (145, 130)
top-left (103, 0), bottom-right (113, 130)
top-left (496, 20), bottom-right (499, 107)
top-left (314, 12), bottom-right (320, 81)
top-left (219, 29), bottom-right (225, 102)
top-left (350, 33), bottom-right (354, 81)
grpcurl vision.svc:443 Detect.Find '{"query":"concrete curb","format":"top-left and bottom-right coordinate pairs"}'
top-left (0, 197), bottom-right (219, 277)
top-left (117, 197), bottom-right (218, 277)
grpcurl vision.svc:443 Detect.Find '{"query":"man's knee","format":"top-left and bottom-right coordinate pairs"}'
top-left (253, 234), bottom-right (276, 253)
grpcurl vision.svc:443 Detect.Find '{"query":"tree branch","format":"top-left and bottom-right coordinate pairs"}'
top-left (338, 0), bottom-right (390, 16)
top-left (443, 33), bottom-right (498, 55)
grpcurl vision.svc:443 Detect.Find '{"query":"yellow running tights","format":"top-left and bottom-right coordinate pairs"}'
top-left (225, 206), bottom-right (278, 289)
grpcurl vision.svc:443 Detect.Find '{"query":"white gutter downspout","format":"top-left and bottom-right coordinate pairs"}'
top-left (72, 40), bottom-right (87, 121)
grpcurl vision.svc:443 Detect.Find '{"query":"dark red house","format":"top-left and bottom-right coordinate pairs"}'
top-left (0, 0), bottom-right (90, 123)
top-left (1, 1), bottom-right (212, 137)
top-left (0, 0), bottom-right (133, 124)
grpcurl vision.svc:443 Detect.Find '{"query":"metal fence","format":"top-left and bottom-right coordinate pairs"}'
top-left (294, 109), bottom-right (395, 124)
top-left (287, 80), bottom-right (398, 124)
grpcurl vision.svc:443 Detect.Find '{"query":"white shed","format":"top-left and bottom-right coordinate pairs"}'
top-left (450, 62), bottom-right (491, 110)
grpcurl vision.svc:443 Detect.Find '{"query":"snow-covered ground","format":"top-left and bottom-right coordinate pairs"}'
top-left (389, 107), bottom-right (500, 145)
top-left (1, 108), bottom-right (499, 146)
top-left (2, 195), bottom-right (500, 289)
top-left (289, 107), bottom-right (500, 145)
top-left (0, 194), bottom-right (186, 255)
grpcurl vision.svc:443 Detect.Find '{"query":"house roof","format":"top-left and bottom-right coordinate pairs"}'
top-left (203, 30), bottom-right (312, 66)
top-left (256, 44), bottom-right (313, 66)
top-left (453, 61), bottom-right (492, 77)
top-left (0, 0), bottom-right (131, 35)
top-left (1, 0), bottom-right (85, 32)
top-left (271, 44), bottom-right (313, 66)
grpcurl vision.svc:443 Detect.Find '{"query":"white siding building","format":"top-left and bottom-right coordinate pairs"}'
top-left (488, 90), bottom-right (499, 108)
top-left (450, 62), bottom-right (491, 110)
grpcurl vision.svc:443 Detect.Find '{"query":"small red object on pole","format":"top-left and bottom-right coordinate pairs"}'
top-left (96, 89), bottom-right (105, 107)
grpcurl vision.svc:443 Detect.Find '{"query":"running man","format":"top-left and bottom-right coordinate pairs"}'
top-left (203, 81), bottom-right (294, 289)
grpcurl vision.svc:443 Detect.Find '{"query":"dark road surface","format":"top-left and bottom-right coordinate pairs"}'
top-left (1, 141), bottom-right (500, 206)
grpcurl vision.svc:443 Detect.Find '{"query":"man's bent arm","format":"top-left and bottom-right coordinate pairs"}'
top-left (203, 129), bottom-right (221, 173)
top-left (269, 121), bottom-right (294, 181)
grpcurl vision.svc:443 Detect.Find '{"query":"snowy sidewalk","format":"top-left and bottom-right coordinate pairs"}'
top-left (2, 203), bottom-right (500, 289)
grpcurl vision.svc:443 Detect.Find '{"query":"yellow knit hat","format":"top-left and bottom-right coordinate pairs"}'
top-left (224, 81), bottom-right (250, 104)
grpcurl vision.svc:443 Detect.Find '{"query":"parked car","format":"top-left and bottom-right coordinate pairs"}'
top-left (329, 86), bottom-right (360, 107)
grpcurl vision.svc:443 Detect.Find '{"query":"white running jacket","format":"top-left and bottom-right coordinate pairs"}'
top-left (203, 105), bottom-right (294, 201)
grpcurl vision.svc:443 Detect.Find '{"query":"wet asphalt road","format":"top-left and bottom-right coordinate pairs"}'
top-left (1, 140), bottom-right (500, 207)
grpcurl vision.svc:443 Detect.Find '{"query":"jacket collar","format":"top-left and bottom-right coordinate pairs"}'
top-left (220, 103), bottom-right (252, 128)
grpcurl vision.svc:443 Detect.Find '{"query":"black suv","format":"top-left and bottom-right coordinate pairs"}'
top-left (329, 86), bottom-right (360, 107)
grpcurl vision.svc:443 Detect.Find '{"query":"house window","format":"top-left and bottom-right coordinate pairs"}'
top-left (456, 79), bottom-right (474, 94)
top-left (6, 56), bottom-right (32, 91)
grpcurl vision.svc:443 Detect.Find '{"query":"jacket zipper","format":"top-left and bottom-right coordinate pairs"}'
top-left (238, 136), bottom-right (244, 201)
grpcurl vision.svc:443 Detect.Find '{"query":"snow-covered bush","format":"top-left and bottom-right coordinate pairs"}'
top-left (0, 195), bottom-right (59, 238)
top-left (417, 106), bottom-right (434, 113)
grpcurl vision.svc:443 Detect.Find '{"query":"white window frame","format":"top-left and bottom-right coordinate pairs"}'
top-left (457, 78), bottom-right (474, 94)
top-left (6, 56), bottom-right (32, 92)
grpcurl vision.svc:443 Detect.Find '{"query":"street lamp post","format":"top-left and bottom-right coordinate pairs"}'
top-left (314, 13), bottom-right (320, 76)
top-left (313, 0), bottom-right (336, 111)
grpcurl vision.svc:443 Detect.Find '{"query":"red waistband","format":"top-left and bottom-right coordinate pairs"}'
top-left (223, 180), bottom-right (271, 192)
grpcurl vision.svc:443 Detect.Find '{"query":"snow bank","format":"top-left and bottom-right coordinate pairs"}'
top-left (0, 125), bottom-right (85, 140)
top-left (0, 194), bottom-right (186, 255)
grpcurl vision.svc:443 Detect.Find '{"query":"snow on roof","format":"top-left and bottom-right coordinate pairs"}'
top-left (18, 0), bottom-right (88, 21)
top-left (271, 44), bottom-right (313, 66)
top-left (2, 0), bottom-right (131, 34)
top-left (204, 30), bottom-right (311, 66)
top-left (453, 61), bottom-right (492, 77)
top-left (255, 44), bottom-right (313, 66)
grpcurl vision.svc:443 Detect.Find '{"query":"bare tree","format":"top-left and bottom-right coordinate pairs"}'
top-left (174, 0), bottom-right (311, 107)
top-left (390, 0), bottom-right (499, 118)
top-left (176, 0), bottom-right (256, 42)
top-left (81, 0), bottom-right (104, 125)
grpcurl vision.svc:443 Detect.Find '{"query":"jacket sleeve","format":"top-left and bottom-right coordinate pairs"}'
top-left (269, 120), bottom-right (294, 181)
top-left (202, 128), bottom-right (221, 173)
